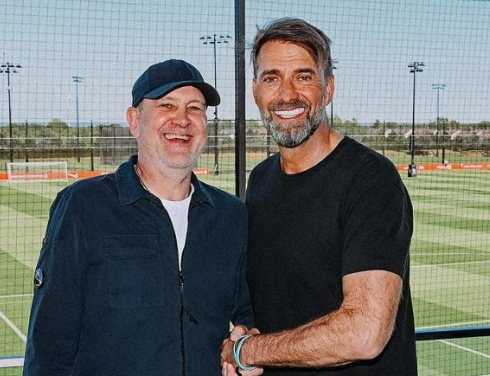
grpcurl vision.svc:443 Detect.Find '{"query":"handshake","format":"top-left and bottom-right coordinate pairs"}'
top-left (221, 326), bottom-right (264, 376)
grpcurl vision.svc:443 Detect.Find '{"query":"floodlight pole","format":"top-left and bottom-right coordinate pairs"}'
top-left (330, 59), bottom-right (338, 127)
top-left (407, 61), bottom-right (424, 177)
top-left (73, 76), bottom-right (84, 162)
top-left (441, 118), bottom-right (447, 164)
top-left (200, 33), bottom-right (232, 175)
top-left (1, 62), bottom-right (23, 162)
top-left (432, 83), bottom-right (446, 163)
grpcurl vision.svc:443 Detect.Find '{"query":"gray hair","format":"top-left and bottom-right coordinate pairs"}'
top-left (251, 17), bottom-right (333, 79)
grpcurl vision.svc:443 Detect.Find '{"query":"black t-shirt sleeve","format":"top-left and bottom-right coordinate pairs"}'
top-left (341, 159), bottom-right (413, 278)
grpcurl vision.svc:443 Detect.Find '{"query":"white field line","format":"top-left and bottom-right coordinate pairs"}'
top-left (412, 259), bottom-right (490, 268)
top-left (0, 356), bottom-right (24, 368)
top-left (412, 252), bottom-right (472, 256)
top-left (0, 293), bottom-right (33, 299)
top-left (417, 319), bottom-right (490, 331)
top-left (439, 339), bottom-right (490, 360)
top-left (0, 309), bottom-right (27, 343)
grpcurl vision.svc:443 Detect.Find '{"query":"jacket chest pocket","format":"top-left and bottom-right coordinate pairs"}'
top-left (104, 235), bottom-right (166, 309)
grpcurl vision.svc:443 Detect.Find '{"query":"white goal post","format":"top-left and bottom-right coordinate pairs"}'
top-left (7, 161), bottom-right (69, 183)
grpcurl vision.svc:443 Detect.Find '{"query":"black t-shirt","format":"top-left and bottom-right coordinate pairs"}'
top-left (246, 137), bottom-right (417, 375)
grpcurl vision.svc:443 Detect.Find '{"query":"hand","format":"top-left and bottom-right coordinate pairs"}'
top-left (221, 361), bottom-right (264, 376)
top-left (221, 325), bottom-right (248, 367)
top-left (221, 327), bottom-right (263, 376)
top-left (229, 324), bottom-right (248, 341)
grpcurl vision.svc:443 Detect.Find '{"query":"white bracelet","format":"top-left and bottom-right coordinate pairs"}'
top-left (232, 335), bottom-right (256, 371)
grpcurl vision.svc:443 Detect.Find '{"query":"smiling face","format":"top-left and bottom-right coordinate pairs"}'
top-left (253, 40), bottom-right (333, 148)
top-left (126, 85), bottom-right (208, 173)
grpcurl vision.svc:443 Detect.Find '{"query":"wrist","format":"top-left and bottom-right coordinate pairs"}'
top-left (233, 335), bottom-right (256, 371)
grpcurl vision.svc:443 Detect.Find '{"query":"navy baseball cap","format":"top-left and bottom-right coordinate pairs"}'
top-left (131, 59), bottom-right (220, 107)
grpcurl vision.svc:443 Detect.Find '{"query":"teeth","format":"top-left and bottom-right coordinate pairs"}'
top-left (274, 108), bottom-right (305, 119)
top-left (165, 134), bottom-right (190, 141)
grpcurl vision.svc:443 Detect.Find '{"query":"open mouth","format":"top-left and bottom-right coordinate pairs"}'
top-left (273, 108), bottom-right (305, 119)
top-left (164, 133), bottom-right (191, 142)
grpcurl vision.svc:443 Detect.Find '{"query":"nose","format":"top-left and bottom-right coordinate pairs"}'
top-left (277, 78), bottom-right (298, 103)
top-left (173, 107), bottom-right (191, 128)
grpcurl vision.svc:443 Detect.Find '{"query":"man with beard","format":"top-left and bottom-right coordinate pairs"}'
top-left (221, 18), bottom-right (417, 376)
top-left (23, 59), bottom-right (253, 376)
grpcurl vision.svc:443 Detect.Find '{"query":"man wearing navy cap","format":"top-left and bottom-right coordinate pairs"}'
top-left (23, 59), bottom-right (253, 376)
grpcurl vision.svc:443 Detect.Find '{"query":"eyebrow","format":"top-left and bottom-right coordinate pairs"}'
top-left (260, 69), bottom-right (280, 77)
top-left (259, 67), bottom-right (317, 79)
top-left (159, 96), bottom-right (206, 106)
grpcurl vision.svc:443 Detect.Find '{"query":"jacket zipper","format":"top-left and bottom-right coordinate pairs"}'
top-left (178, 199), bottom-right (202, 376)
top-left (179, 270), bottom-right (186, 376)
top-left (150, 196), bottom-right (202, 376)
top-left (178, 243), bottom-right (198, 376)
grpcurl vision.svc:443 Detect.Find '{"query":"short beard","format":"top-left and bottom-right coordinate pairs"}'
top-left (261, 100), bottom-right (328, 148)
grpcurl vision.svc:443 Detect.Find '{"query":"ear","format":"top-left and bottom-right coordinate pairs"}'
top-left (324, 75), bottom-right (335, 106)
top-left (126, 106), bottom-right (140, 138)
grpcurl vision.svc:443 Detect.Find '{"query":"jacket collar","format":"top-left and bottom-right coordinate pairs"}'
top-left (116, 155), bottom-right (215, 208)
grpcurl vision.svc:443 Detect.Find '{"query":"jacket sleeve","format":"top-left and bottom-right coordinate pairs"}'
top-left (23, 189), bottom-right (86, 376)
top-left (231, 210), bottom-right (254, 329)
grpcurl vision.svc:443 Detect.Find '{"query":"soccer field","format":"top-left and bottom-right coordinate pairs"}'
top-left (0, 170), bottom-right (489, 375)
top-left (404, 171), bottom-right (490, 375)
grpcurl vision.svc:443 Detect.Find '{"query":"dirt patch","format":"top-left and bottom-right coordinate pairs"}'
top-left (461, 150), bottom-right (485, 157)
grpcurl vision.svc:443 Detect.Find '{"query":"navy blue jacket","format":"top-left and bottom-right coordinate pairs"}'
top-left (23, 156), bottom-right (253, 376)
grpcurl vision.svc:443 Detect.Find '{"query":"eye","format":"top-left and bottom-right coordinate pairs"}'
top-left (298, 74), bottom-right (312, 81)
top-left (187, 105), bottom-right (205, 113)
top-left (263, 76), bottom-right (277, 83)
top-left (159, 102), bottom-right (173, 110)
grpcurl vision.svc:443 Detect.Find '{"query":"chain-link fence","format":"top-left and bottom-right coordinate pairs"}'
top-left (1, 0), bottom-right (490, 374)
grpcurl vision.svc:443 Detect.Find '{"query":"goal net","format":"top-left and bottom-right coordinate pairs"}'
top-left (7, 162), bottom-right (69, 183)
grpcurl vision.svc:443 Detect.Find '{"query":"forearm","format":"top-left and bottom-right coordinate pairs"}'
top-left (240, 309), bottom-right (361, 367)
top-left (238, 271), bottom-right (401, 368)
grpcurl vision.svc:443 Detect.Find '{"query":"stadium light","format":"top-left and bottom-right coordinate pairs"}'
top-left (407, 61), bottom-right (425, 177)
top-left (73, 76), bottom-right (84, 162)
top-left (432, 83), bottom-right (446, 163)
top-left (200, 33), bottom-right (232, 175)
top-left (0, 62), bottom-right (23, 162)
top-left (330, 59), bottom-right (338, 128)
top-left (442, 118), bottom-right (448, 164)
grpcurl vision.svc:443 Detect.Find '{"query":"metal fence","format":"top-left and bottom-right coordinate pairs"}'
top-left (1, 0), bottom-right (490, 374)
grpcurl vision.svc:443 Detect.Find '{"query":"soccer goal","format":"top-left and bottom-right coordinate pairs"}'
top-left (7, 161), bottom-right (69, 183)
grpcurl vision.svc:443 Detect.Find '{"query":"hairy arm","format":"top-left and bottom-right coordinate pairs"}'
top-left (222, 269), bottom-right (402, 369)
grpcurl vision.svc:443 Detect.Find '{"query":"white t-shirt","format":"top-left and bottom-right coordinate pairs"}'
top-left (160, 185), bottom-right (194, 270)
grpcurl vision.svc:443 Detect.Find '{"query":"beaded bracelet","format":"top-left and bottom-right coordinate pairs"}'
top-left (232, 335), bottom-right (256, 371)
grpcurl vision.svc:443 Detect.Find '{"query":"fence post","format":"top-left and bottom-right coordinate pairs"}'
top-left (90, 120), bottom-right (94, 171)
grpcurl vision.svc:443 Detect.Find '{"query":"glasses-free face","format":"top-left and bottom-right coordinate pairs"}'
top-left (127, 85), bottom-right (208, 172)
top-left (253, 41), bottom-right (333, 148)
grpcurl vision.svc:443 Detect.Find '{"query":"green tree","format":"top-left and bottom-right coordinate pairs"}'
top-left (448, 119), bottom-right (460, 130)
top-left (47, 118), bottom-right (69, 129)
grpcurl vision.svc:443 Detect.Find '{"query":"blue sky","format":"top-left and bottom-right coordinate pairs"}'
top-left (1, 0), bottom-right (489, 126)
